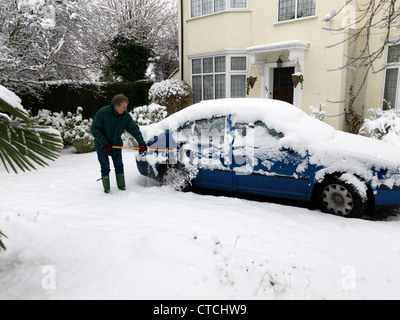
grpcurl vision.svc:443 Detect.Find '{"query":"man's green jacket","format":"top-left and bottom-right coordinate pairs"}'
top-left (90, 105), bottom-right (145, 155)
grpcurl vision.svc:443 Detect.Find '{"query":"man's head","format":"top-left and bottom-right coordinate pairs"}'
top-left (111, 94), bottom-right (129, 115)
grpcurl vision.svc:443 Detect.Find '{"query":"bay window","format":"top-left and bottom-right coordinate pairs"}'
top-left (230, 57), bottom-right (247, 98)
top-left (191, 54), bottom-right (247, 103)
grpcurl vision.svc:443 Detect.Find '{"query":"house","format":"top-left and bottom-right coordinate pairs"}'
top-left (173, 0), bottom-right (399, 132)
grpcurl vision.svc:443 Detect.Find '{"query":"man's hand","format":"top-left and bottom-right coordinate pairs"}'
top-left (104, 142), bottom-right (113, 151)
top-left (139, 143), bottom-right (148, 155)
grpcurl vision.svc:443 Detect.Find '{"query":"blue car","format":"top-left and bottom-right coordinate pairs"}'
top-left (136, 99), bottom-right (400, 218)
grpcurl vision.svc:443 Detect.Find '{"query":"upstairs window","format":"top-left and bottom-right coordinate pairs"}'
top-left (215, 0), bottom-right (226, 12)
top-left (278, 0), bottom-right (316, 22)
top-left (190, 0), bottom-right (248, 18)
top-left (230, 0), bottom-right (247, 9)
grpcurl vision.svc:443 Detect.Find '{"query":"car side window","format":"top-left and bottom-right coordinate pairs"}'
top-left (255, 121), bottom-right (284, 139)
top-left (234, 121), bottom-right (283, 148)
top-left (195, 117), bottom-right (226, 146)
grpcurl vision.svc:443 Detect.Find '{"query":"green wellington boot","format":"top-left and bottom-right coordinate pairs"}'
top-left (116, 173), bottom-right (126, 191)
top-left (102, 176), bottom-right (110, 194)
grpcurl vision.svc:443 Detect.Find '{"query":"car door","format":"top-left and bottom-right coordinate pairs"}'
top-left (175, 116), bottom-right (233, 191)
top-left (232, 121), bottom-right (310, 199)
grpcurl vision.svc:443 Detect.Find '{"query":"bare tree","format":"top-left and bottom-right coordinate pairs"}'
top-left (326, 0), bottom-right (398, 95)
top-left (0, 0), bottom-right (178, 101)
top-left (0, 0), bottom-right (117, 96)
top-left (324, 0), bottom-right (399, 131)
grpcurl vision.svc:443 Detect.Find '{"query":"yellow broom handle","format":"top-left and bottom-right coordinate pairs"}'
top-left (112, 146), bottom-right (178, 153)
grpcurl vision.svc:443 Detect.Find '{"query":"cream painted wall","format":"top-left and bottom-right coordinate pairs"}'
top-left (248, 0), bottom-right (352, 130)
top-left (178, 6), bottom-right (253, 84)
top-left (185, 12), bottom-right (252, 54)
top-left (176, 0), bottom-right (395, 131)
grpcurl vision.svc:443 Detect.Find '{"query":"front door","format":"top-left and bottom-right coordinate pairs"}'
top-left (273, 67), bottom-right (294, 104)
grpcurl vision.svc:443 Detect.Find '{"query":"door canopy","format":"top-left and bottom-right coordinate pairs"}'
top-left (246, 40), bottom-right (310, 75)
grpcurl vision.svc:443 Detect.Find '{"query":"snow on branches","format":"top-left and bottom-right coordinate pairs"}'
top-left (0, 0), bottom-right (116, 96)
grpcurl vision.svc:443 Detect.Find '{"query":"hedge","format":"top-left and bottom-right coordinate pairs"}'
top-left (21, 81), bottom-right (153, 120)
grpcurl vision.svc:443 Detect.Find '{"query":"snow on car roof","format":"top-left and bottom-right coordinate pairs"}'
top-left (144, 98), bottom-right (335, 143)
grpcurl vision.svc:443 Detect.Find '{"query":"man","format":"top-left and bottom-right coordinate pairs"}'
top-left (91, 94), bottom-right (147, 193)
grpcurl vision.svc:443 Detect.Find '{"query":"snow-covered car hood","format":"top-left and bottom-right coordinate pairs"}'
top-left (306, 131), bottom-right (400, 188)
top-left (312, 130), bottom-right (400, 169)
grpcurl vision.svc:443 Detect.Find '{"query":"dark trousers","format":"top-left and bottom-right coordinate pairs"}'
top-left (97, 152), bottom-right (124, 177)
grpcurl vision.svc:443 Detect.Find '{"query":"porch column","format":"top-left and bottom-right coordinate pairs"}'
top-left (289, 49), bottom-right (307, 108)
top-left (247, 41), bottom-right (310, 108)
top-left (250, 55), bottom-right (265, 98)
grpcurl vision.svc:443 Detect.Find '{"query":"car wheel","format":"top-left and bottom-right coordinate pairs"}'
top-left (160, 164), bottom-right (192, 192)
top-left (317, 176), bottom-right (368, 218)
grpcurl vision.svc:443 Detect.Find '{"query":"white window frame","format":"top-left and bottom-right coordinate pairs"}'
top-left (189, 0), bottom-right (249, 19)
top-left (277, 0), bottom-right (316, 23)
top-left (190, 52), bottom-right (248, 103)
top-left (383, 43), bottom-right (400, 109)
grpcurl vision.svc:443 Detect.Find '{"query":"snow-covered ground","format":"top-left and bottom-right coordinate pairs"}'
top-left (1, 148), bottom-right (400, 300)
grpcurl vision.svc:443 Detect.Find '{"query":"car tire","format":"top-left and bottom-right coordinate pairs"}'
top-left (160, 164), bottom-right (192, 192)
top-left (317, 176), bottom-right (368, 218)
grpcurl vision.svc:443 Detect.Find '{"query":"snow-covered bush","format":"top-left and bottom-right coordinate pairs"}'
top-left (359, 108), bottom-right (400, 148)
top-left (63, 107), bottom-right (94, 153)
top-left (149, 79), bottom-right (192, 115)
top-left (32, 109), bottom-right (66, 137)
top-left (123, 103), bottom-right (168, 147)
top-left (33, 107), bottom-right (94, 153)
top-left (130, 103), bottom-right (167, 126)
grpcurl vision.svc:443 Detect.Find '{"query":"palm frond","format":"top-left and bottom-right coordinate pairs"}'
top-left (0, 94), bottom-right (30, 122)
top-left (0, 93), bottom-right (63, 174)
top-left (0, 230), bottom-right (7, 252)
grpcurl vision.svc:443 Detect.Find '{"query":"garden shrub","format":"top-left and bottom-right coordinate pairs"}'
top-left (33, 107), bottom-right (94, 153)
top-left (123, 103), bottom-right (168, 147)
top-left (149, 79), bottom-right (192, 115)
top-left (130, 103), bottom-right (167, 126)
top-left (21, 81), bottom-right (153, 120)
top-left (359, 108), bottom-right (400, 148)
